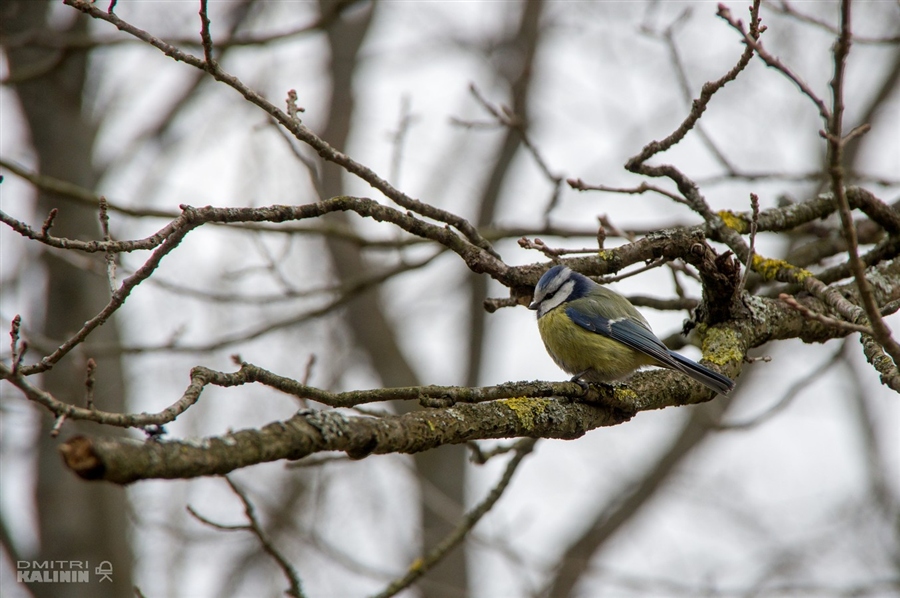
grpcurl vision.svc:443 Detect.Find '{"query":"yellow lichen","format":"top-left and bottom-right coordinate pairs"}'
top-left (701, 326), bottom-right (743, 366)
top-left (611, 386), bottom-right (640, 407)
top-left (499, 397), bottom-right (552, 430)
top-left (751, 254), bottom-right (812, 282)
top-left (717, 210), bottom-right (749, 233)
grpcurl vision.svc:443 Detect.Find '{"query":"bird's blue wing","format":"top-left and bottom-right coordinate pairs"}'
top-left (564, 297), bottom-right (735, 394)
top-left (565, 305), bottom-right (677, 368)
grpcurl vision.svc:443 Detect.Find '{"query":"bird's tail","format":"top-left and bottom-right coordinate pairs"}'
top-left (669, 352), bottom-right (735, 395)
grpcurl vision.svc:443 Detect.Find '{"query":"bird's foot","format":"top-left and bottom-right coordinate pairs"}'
top-left (569, 373), bottom-right (591, 397)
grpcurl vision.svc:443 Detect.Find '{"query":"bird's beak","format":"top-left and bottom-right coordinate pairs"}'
top-left (528, 300), bottom-right (539, 310)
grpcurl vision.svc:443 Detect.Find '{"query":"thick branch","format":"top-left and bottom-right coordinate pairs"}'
top-left (54, 258), bottom-right (898, 485)
top-left (59, 398), bottom-right (627, 484)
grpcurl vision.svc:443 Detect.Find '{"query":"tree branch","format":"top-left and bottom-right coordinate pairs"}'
top-left (62, 0), bottom-right (500, 259)
top-left (54, 259), bottom-right (900, 485)
top-left (372, 438), bottom-right (537, 598)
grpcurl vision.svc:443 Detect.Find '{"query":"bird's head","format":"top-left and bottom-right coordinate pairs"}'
top-left (528, 265), bottom-right (594, 318)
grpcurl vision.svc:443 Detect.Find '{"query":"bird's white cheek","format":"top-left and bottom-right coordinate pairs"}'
top-left (538, 298), bottom-right (561, 318)
top-left (537, 281), bottom-right (574, 316)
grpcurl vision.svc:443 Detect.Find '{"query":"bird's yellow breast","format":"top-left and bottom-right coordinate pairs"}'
top-left (537, 307), bottom-right (655, 382)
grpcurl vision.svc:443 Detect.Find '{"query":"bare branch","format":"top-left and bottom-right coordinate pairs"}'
top-left (372, 438), bottom-right (536, 598)
top-left (84, 358), bottom-right (97, 410)
top-left (188, 478), bottom-right (306, 598)
top-left (62, 0), bottom-right (501, 259)
top-left (4, 360), bottom-right (205, 428)
top-left (767, 0), bottom-right (900, 44)
top-left (198, 0), bottom-right (216, 67)
top-left (779, 294), bottom-right (875, 336)
top-left (0, 157), bottom-right (178, 219)
top-left (53, 262), bottom-right (900, 483)
top-left (822, 0), bottom-right (900, 369)
top-left (8, 315), bottom-right (24, 374)
top-left (224, 477), bottom-right (306, 598)
top-left (716, 1), bottom-right (831, 123)
top-left (98, 197), bottom-right (117, 294)
top-left (738, 193), bottom-right (760, 292)
top-left (567, 178), bottom-right (686, 205)
top-left (627, 1), bottom-right (759, 177)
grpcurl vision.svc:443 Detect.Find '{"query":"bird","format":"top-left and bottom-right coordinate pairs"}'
top-left (528, 265), bottom-right (734, 395)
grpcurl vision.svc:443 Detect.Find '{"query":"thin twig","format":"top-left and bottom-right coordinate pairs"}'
top-left (40, 208), bottom-right (58, 238)
top-left (467, 440), bottom-right (523, 465)
top-left (186, 505), bottom-right (247, 531)
top-left (49, 415), bottom-right (66, 438)
top-left (597, 214), bottom-right (637, 243)
top-left (468, 84), bottom-right (563, 193)
top-left (185, 480), bottom-right (306, 598)
top-left (779, 294), bottom-right (874, 336)
top-left (388, 95), bottom-right (417, 187)
top-left (7, 207), bottom-right (203, 375)
top-left (96, 251), bottom-right (445, 356)
top-left (628, 0), bottom-right (760, 171)
top-left (600, 258), bottom-right (668, 284)
top-left (619, 2), bottom-right (762, 263)
top-left (739, 193), bottom-right (760, 292)
top-left (517, 237), bottom-right (592, 259)
top-left (767, 1), bottom-right (900, 45)
top-left (1, 157), bottom-right (186, 219)
top-left (62, 0), bottom-right (500, 259)
top-left (627, 295), bottom-right (699, 312)
top-left (483, 297), bottom-right (520, 313)
top-left (9, 315), bottom-right (23, 374)
top-left (568, 178), bottom-right (686, 205)
top-left (294, 354), bottom-right (317, 409)
top-left (824, 0), bottom-right (900, 368)
top-left (85, 358), bottom-right (97, 410)
top-left (286, 89), bottom-right (305, 124)
top-left (2, 194), bottom-right (506, 369)
top-left (147, 248), bottom-right (440, 303)
top-left (2, 359), bottom-right (206, 428)
top-left (646, 8), bottom-right (742, 175)
top-left (198, 0), bottom-right (216, 67)
top-left (301, 354), bottom-right (316, 386)
top-left (224, 476), bottom-right (306, 598)
top-left (371, 438), bottom-right (537, 598)
top-left (99, 197), bottom-right (116, 294)
top-left (716, 2), bottom-right (831, 123)
top-left (0, 9), bottom-right (359, 52)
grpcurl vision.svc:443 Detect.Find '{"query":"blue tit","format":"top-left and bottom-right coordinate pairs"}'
top-left (528, 265), bottom-right (734, 395)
